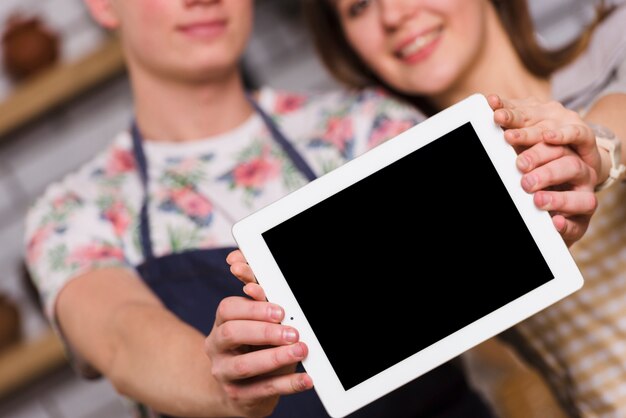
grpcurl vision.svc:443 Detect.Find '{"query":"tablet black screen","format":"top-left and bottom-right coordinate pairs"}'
top-left (262, 122), bottom-right (553, 390)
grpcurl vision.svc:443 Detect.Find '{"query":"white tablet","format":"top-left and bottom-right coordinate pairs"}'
top-left (232, 94), bottom-right (583, 418)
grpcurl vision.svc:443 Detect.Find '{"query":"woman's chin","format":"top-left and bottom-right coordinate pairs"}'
top-left (390, 80), bottom-right (452, 99)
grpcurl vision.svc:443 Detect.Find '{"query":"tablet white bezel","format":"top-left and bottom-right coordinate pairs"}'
top-left (232, 94), bottom-right (583, 418)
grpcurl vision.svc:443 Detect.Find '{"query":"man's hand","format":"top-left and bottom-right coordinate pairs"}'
top-left (203, 250), bottom-right (313, 417)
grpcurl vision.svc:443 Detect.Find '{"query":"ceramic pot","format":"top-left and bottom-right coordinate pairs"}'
top-left (2, 15), bottom-right (60, 81)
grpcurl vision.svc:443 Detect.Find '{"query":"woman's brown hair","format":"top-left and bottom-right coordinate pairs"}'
top-left (303, 0), bottom-right (614, 90)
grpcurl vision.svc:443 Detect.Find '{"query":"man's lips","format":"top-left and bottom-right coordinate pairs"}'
top-left (177, 20), bottom-right (228, 38)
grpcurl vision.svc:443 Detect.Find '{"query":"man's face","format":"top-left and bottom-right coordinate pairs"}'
top-left (109, 0), bottom-right (254, 82)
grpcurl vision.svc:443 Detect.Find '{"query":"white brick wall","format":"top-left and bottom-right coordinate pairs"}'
top-left (0, 2), bottom-right (132, 416)
top-left (0, 368), bottom-right (132, 418)
top-left (243, 0), bottom-right (339, 93)
top-left (0, 167), bottom-right (18, 216)
top-left (0, 75), bottom-right (133, 418)
top-left (4, 79), bottom-right (132, 199)
top-left (0, 76), bottom-right (132, 315)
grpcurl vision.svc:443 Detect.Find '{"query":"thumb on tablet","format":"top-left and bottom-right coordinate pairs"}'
top-left (243, 283), bottom-right (266, 301)
top-left (227, 249), bottom-right (257, 284)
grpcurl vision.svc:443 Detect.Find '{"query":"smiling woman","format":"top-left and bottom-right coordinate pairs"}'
top-left (308, 0), bottom-right (608, 93)
top-left (304, 0), bottom-right (626, 416)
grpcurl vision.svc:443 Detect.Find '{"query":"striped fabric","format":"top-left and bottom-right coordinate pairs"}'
top-left (511, 5), bottom-right (626, 416)
top-left (516, 184), bottom-right (626, 417)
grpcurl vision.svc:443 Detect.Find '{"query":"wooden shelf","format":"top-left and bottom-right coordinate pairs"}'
top-left (0, 36), bottom-right (126, 138)
top-left (0, 329), bottom-right (67, 399)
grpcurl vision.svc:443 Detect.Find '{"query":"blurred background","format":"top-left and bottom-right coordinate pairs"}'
top-left (0, 0), bottom-right (610, 416)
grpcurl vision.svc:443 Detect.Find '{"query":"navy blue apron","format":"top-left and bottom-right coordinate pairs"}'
top-left (131, 97), bottom-right (495, 418)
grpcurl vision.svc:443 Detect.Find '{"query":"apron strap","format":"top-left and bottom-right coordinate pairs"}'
top-left (131, 121), bottom-right (156, 260)
top-left (130, 94), bottom-right (318, 261)
top-left (247, 95), bottom-right (317, 182)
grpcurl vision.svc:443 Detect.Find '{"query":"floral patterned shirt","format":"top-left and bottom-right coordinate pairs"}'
top-left (24, 87), bottom-right (421, 324)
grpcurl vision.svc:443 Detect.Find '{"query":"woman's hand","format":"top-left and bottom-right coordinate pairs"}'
top-left (203, 250), bottom-right (313, 417)
top-left (488, 95), bottom-right (599, 246)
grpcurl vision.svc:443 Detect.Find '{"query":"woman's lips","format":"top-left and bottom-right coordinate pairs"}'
top-left (396, 26), bottom-right (443, 64)
top-left (177, 20), bottom-right (228, 39)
